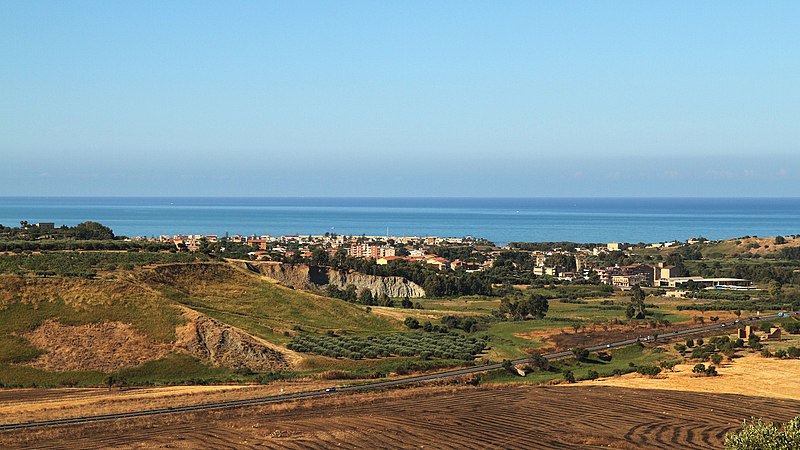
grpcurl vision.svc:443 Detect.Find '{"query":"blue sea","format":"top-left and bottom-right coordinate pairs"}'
top-left (1, 197), bottom-right (799, 245)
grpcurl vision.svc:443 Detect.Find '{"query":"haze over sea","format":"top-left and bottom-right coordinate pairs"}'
top-left (2, 197), bottom-right (799, 246)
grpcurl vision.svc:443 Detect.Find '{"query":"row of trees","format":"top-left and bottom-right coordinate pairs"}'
top-left (287, 332), bottom-right (486, 360)
top-left (1, 221), bottom-right (116, 241)
top-left (324, 285), bottom-right (423, 309)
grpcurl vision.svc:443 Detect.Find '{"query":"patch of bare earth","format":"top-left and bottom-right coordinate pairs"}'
top-left (22, 320), bottom-right (170, 372)
top-left (175, 308), bottom-right (301, 371)
top-left (3, 384), bottom-right (800, 449)
top-left (571, 353), bottom-right (800, 400)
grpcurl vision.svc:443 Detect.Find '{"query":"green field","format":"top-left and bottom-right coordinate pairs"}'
top-left (481, 344), bottom-right (674, 384)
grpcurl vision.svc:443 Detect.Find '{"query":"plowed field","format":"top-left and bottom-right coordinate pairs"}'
top-left (2, 384), bottom-right (798, 449)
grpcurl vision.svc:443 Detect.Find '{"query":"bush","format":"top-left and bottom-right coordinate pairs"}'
top-left (784, 323), bottom-right (800, 334)
top-left (724, 416), bottom-right (800, 450)
top-left (636, 365), bottom-right (662, 376)
top-left (692, 363), bottom-right (706, 374)
top-left (586, 370), bottom-right (599, 380)
top-left (563, 370), bottom-right (576, 383)
top-left (572, 347), bottom-right (590, 361)
top-left (404, 317), bottom-right (420, 329)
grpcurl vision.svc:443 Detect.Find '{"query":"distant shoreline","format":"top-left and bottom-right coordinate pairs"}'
top-left (2, 197), bottom-right (798, 244)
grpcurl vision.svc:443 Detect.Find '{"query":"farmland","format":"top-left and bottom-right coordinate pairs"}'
top-left (288, 333), bottom-right (486, 360)
top-left (2, 384), bottom-right (799, 449)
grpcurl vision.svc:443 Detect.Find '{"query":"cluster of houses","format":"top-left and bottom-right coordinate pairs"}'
top-left (141, 233), bottom-right (752, 288)
top-left (523, 242), bottom-right (752, 290)
top-left (144, 233), bottom-right (490, 272)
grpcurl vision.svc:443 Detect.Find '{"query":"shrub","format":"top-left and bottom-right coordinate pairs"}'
top-left (586, 370), bottom-right (599, 380)
top-left (563, 370), bottom-right (576, 383)
top-left (572, 347), bottom-right (590, 362)
top-left (404, 317), bottom-right (420, 329)
top-left (636, 365), bottom-right (662, 376)
top-left (724, 416), bottom-right (800, 449)
top-left (692, 363), bottom-right (706, 374)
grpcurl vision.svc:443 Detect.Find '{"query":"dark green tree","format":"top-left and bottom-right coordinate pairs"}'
top-left (74, 221), bottom-right (114, 240)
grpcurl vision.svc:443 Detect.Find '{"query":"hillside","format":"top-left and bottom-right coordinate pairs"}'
top-left (249, 262), bottom-right (426, 298)
top-left (0, 261), bottom-right (402, 387)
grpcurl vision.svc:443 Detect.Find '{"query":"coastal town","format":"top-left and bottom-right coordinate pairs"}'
top-left (135, 232), bottom-right (754, 293)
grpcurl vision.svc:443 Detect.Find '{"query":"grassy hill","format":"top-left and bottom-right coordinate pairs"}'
top-left (0, 258), bottom-right (403, 387)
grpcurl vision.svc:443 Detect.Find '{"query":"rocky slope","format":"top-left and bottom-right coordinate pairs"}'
top-left (249, 262), bottom-right (426, 298)
top-left (175, 309), bottom-right (296, 371)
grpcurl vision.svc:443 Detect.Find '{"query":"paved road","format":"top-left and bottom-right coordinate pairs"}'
top-left (0, 311), bottom-right (792, 432)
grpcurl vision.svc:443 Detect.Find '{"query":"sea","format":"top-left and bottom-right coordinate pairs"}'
top-left (1, 197), bottom-right (799, 246)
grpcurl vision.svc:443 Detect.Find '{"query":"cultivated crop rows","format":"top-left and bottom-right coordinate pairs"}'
top-left (287, 333), bottom-right (486, 360)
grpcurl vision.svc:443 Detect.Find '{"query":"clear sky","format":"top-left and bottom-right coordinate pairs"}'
top-left (2, 1), bottom-right (798, 197)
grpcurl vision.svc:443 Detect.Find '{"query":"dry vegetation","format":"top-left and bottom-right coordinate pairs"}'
top-left (23, 320), bottom-right (171, 372)
top-left (0, 381), bottom-right (329, 426)
top-left (2, 383), bottom-right (799, 449)
top-left (577, 353), bottom-right (800, 400)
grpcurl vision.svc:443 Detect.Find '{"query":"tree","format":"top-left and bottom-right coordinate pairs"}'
top-left (625, 303), bottom-right (636, 320)
top-left (748, 333), bottom-right (762, 350)
top-left (724, 416), bottom-right (800, 450)
top-left (401, 297), bottom-right (413, 308)
top-left (358, 288), bottom-right (374, 305)
top-left (563, 370), bottom-right (576, 383)
top-left (692, 363), bottom-right (706, 374)
top-left (572, 347), bottom-right (590, 362)
top-left (768, 280), bottom-right (782, 299)
top-left (527, 353), bottom-right (550, 371)
top-left (310, 248), bottom-right (329, 266)
top-left (403, 317), bottom-right (420, 329)
top-left (775, 235), bottom-right (787, 245)
top-left (343, 284), bottom-right (358, 302)
top-left (74, 221), bottom-right (114, 240)
top-left (626, 286), bottom-right (647, 319)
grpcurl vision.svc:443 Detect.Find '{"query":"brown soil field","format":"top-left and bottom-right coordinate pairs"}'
top-left (2, 384), bottom-right (799, 449)
top-left (574, 353), bottom-right (800, 401)
top-left (549, 323), bottom-right (703, 350)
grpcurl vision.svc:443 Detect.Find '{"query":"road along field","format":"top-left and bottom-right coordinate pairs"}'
top-left (2, 384), bottom-right (798, 450)
top-left (0, 381), bottom-right (333, 426)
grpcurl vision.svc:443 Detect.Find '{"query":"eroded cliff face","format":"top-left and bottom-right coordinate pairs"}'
top-left (176, 309), bottom-right (296, 371)
top-left (250, 263), bottom-right (426, 298)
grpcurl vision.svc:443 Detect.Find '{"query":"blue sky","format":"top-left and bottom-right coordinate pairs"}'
top-left (2, 1), bottom-right (798, 196)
